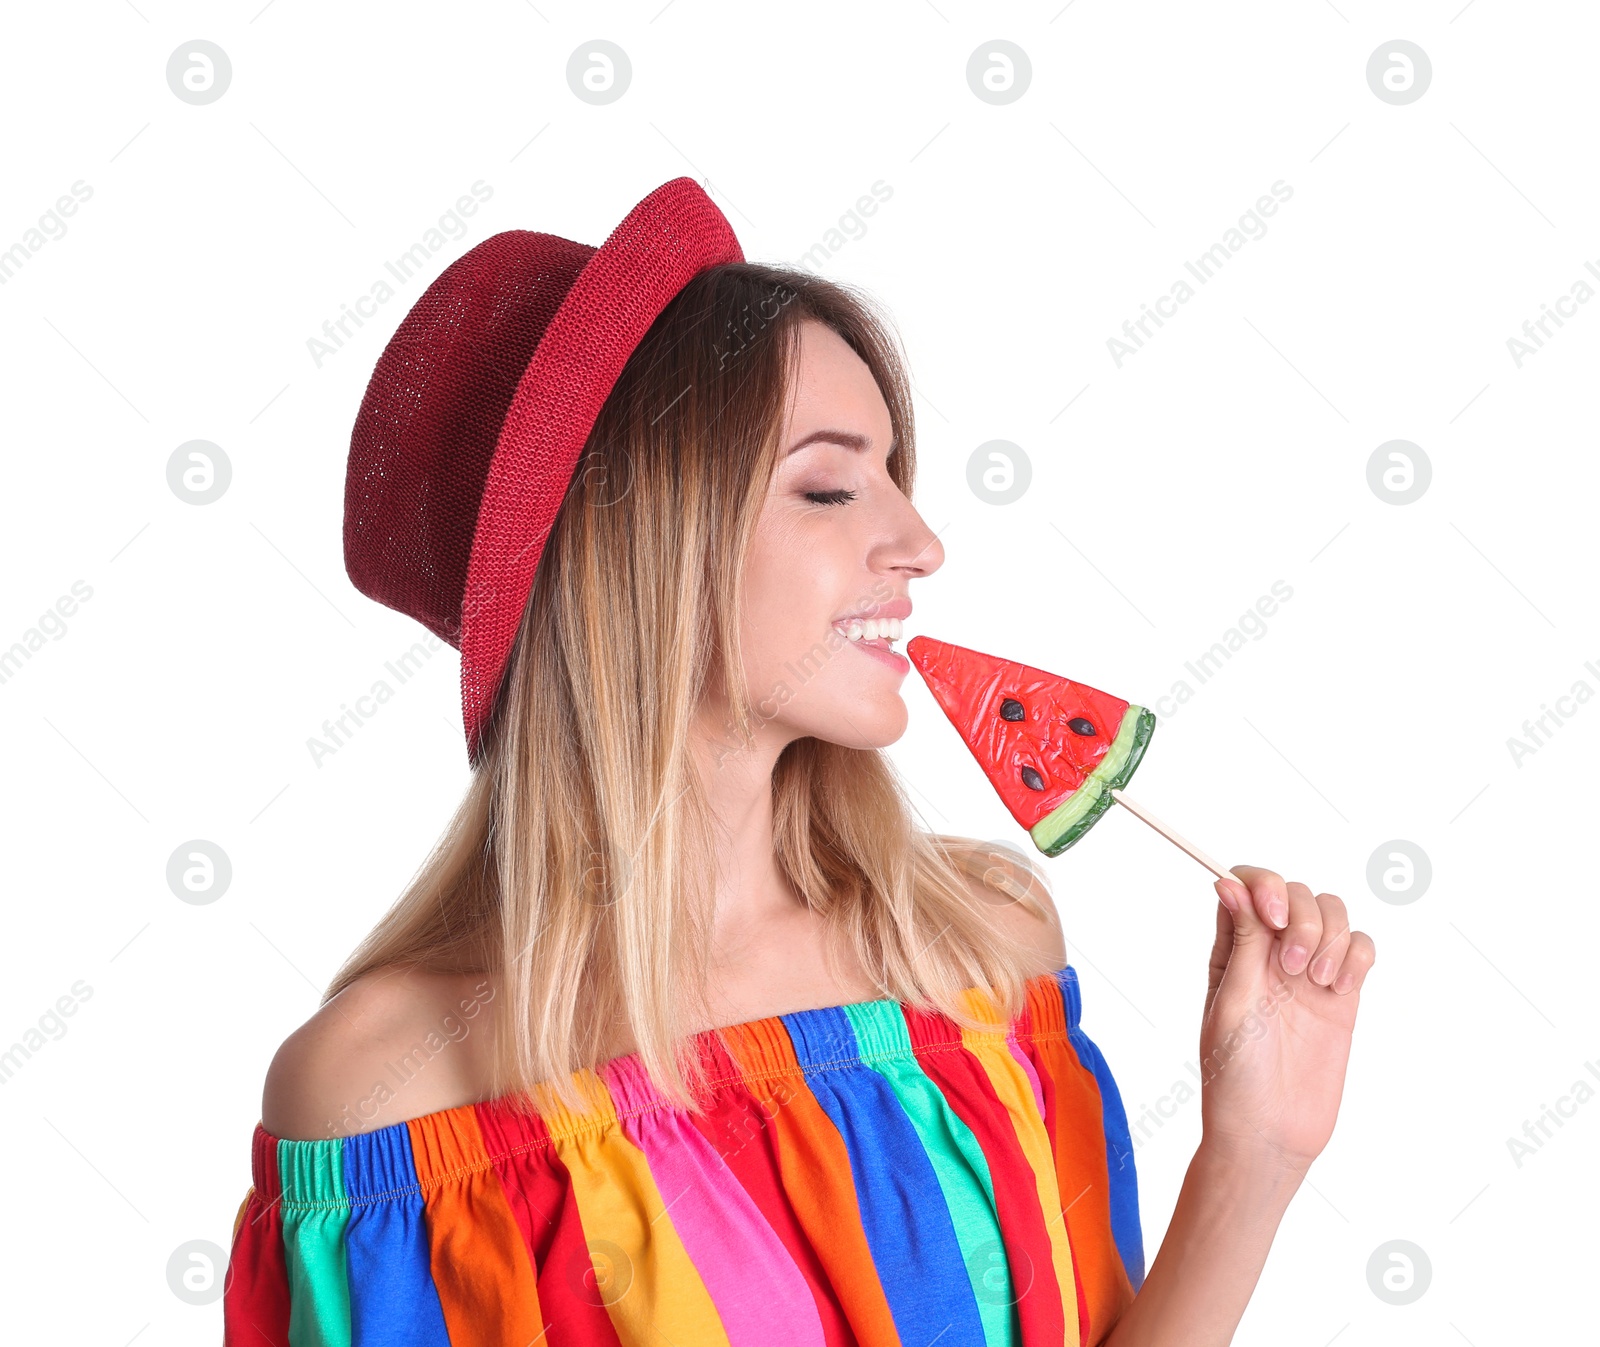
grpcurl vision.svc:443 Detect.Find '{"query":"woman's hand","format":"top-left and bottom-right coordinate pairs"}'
top-left (1198, 865), bottom-right (1377, 1175)
top-left (1099, 865), bottom-right (1378, 1347)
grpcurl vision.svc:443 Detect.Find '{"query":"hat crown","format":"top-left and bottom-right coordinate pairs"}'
top-left (344, 230), bottom-right (595, 649)
top-left (340, 178), bottom-right (744, 762)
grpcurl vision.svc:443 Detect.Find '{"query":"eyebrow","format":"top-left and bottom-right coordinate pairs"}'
top-left (786, 429), bottom-right (878, 455)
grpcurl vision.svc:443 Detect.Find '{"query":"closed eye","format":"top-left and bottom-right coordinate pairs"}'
top-left (804, 488), bottom-right (858, 506)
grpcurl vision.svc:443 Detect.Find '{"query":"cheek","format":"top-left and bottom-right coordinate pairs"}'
top-left (742, 514), bottom-right (847, 654)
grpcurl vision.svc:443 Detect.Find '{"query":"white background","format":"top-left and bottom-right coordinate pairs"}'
top-left (2, 2), bottom-right (1595, 1342)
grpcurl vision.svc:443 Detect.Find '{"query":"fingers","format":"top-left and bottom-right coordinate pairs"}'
top-left (1229, 864), bottom-right (1290, 930)
top-left (1306, 891), bottom-right (1352, 986)
top-left (1332, 929), bottom-right (1376, 994)
top-left (1277, 881), bottom-right (1320, 976)
top-left (1217, 868), bottom-right (1378, 996)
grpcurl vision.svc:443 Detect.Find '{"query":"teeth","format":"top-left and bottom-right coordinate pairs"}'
top-left (836, 617), bottom-right (903, 643)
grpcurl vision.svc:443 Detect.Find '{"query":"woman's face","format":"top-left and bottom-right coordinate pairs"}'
top-left (714, 317), bottom-right (945, 756)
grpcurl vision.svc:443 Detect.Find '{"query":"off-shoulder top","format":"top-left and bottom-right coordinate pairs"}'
top-left (222, 964), bottom-right (1143, 1346)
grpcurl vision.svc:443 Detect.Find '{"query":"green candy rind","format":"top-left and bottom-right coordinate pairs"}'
top-left (1029, 704), bottom-right (1157, 857)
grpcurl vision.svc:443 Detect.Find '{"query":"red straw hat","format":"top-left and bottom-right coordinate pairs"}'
top-left (344, 177), bottom-right (744, 763)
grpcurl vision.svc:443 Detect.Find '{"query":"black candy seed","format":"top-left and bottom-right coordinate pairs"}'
top-left (1068, 717), bottom-right (1096, 736)
top-left (1000, 698), bottom-right (1025, 722)
top-left (1020, 765), bottom-right (1045, 791)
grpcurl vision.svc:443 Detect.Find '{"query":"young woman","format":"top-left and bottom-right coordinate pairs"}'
top-left (222, 179), bottom-right (1376, 1347)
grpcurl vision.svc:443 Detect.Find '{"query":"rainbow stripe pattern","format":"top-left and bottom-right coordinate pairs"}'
top-left (223, 965), bottom-right (1142, 1346)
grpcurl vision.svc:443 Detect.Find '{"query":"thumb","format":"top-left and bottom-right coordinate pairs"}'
top-left (1206, 873), bottom-right (1269, 1015)
top-left (1214, 872), bottom-right (1273, 950)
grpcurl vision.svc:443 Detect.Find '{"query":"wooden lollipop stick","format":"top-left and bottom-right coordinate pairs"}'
top-left (1108, 788), bottom-right (1233, 882)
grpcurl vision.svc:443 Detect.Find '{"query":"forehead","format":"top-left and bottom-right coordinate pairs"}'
top-left (783, 319), bottom-right (892, 442)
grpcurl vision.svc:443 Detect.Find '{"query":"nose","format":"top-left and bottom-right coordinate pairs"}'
top-left (901, 513), bottom-right (945, 579)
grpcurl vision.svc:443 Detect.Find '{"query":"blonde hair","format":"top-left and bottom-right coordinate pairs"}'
top-left (323, 262), bottom-right (1058, 1115)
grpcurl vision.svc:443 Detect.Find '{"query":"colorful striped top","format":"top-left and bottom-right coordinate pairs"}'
top-left (223, 964), bottom-right (1143, 1346)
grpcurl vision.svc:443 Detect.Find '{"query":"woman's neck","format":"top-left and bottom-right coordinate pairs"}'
top-left (687, 704), bottom-right (884, 1025)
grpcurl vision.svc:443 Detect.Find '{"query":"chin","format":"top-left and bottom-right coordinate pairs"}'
top-left (802, 695), bottom-right (910, 751)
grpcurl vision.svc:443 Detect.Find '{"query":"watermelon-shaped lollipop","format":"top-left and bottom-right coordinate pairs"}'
top-left (907, 635), bottom-right (1155, 855)
top-left (909, 635), bottom-right (1231, 874)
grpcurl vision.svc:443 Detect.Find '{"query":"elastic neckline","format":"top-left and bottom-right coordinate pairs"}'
top-left (251, 964), bottom-right (1085, 1207)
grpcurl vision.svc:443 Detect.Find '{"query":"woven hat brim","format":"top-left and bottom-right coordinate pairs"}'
top-left (458, 178), bottom-right (743, 762)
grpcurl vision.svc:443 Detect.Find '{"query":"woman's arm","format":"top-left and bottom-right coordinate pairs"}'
top-left (1101, 1141), bottom-right (1303, 1347)
top-left (1104, 865), bottom-right (1376, 1346)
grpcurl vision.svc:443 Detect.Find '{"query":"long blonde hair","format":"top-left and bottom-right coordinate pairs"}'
top-left (324, 261), bottom-right (1058, 1115)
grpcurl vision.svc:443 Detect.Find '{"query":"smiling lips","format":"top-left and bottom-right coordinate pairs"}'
top-left (833, 615), bottom-right (904, 649)
top-left (831, 597), bottom-right (911, 652)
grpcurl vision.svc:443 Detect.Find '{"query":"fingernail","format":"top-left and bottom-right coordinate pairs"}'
top-left (1311, 956), bottom-right (1336, 985)
top-left (1281, 944), bottom-right (1308, 975)
top-left (1268, 898), bottom-right (1288, 928)
top-left (1334, 972), bottom-right (1355, 993)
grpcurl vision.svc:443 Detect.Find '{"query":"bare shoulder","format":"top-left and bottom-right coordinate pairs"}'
top-left (260, 965), bottom-right (500, 1142)
top-left (959, 845), bottom-right (1067, 974)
